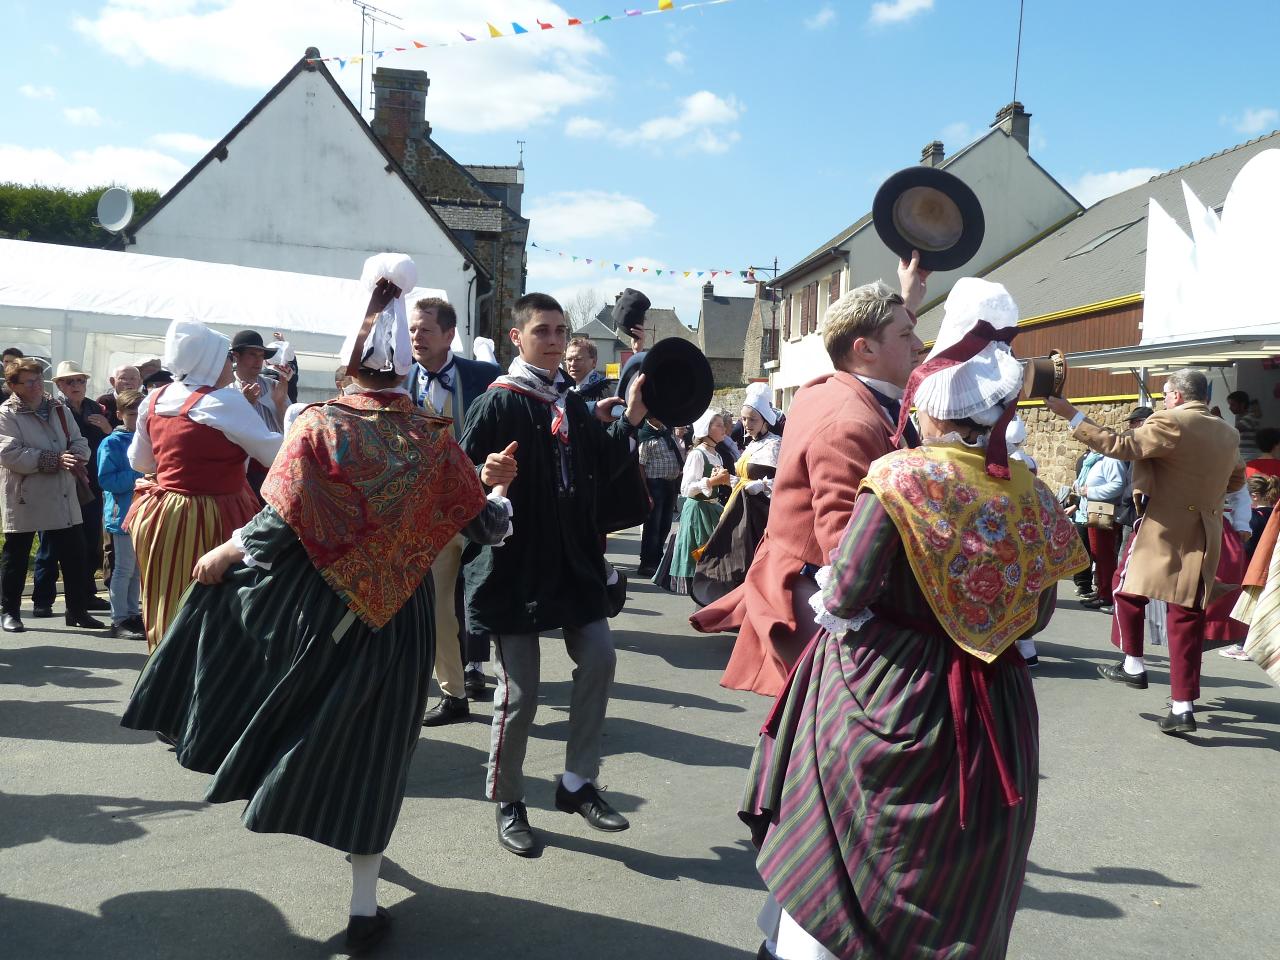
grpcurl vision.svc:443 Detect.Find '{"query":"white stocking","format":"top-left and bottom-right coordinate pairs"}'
top-left (350, 852), bottom-right (383, 918)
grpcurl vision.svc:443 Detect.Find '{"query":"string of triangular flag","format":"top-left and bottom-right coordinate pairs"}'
top-left (306, 0), bottom-right (736, 67)
top-left (530, 241), bottom-right (758, 282)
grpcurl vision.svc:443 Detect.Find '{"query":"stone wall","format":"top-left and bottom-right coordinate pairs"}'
top-left (1021, 400), bottom-right (1140, 491)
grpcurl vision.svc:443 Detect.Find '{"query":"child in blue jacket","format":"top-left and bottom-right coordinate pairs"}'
top-left (97, 390), bottom-right (145, 639)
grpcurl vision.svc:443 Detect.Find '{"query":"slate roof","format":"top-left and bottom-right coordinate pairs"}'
top-left (429, 199), bottom-right (506, 233)
top-left (465, 164), bottom-right (524, 185)
top-left (916, 129), bottom-right (1280, 341)
top-left (698, 293), bottom-right (756, 359)
top-left (117, 50), bottom-right (488, 280)
top-left (574, 317), bottom-right (616, 341)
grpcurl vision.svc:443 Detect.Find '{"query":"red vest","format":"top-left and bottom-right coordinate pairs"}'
top-left (147, 386), bottom-right (250, 496)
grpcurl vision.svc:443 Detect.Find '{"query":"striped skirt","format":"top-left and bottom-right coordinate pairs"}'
top-left (125, 482), bottom-right (258, 651)
top-left (741, 619), bottom-right (1039, 959)
top-left (121, 506), bottom-right (435, 855)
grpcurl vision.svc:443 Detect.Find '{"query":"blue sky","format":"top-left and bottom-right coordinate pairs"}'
top-left (4, 0), bottom-right (1278, 326)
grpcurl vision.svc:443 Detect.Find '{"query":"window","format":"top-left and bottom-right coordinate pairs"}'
top-left (1064, 219), bottom-right (1143, 259)
top-left (829, 269), bottom-right (841, 303)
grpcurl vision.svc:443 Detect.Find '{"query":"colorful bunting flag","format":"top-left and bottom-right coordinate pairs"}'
top-left (487, 23), bottom-right (503, 37)
top-left (531, 242), bottom-right (748, 283)
top-left (460, 31), bottom-right (476, 41)
top-left (659, 0), bottom-right (675, 8)
top-left (512, 22), bottom-right (529, 34)
top-left (537, 19), bottom-right (553, 29)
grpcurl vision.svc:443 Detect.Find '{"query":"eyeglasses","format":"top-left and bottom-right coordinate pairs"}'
top-left (12, 378), bottom-right (42, 388)
top-left (59, 378), bottom-right (88, 387)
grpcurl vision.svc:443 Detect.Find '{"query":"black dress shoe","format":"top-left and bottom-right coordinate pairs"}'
top-left (125, 615), bottom-right (146, 634)
top-left (636, 564), bottom-right (657, 579)
top-left (496, 801), bottom-right (537, 857)
top-left (1097, 662), bottom-right (1148, 689)
top-left (2, 613), bottom-right (25, 633)
top-left (345, 906), bottom-right (391, 953)
top-left (606, 570), bottom-right (628, 618)
top-left (109, 620), bottom-right (146, 641)
top-left (421, 695), bottom-right (469, 727)
top-left (464, 668), bottom-right (488, 699)
top-left (65, 612), bottom-right (106, 629)
top-left (31, 606), bottom-right (53, 618)
top-left (1158, 709), bottom-right (1197, 735)
top-left (86, 595), bottom-right (112, 612)
top-left (554, 781), bottom-right (630, 832)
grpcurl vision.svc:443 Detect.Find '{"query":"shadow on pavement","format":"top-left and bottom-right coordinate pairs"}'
top-left (1017, 883), bottom-right (1124, 919)
top-left (1026, 861), bottom-right (1197, 888)
top-left (612, 628), bottom-right (736, 673)
top-left (543, 831), bottom-right (761, 890)
top-left (0, 699), bottom-right (154, 745)
top-left (0, 790), bottom-right (206, 852)
top-left (1018, 859), bottom-right (1199, 920)
top-left (538, 715), bottom-right (753, 769)
top-left (0, 890), bottom-right (322, 960)
top-left (540, 678), bottom-right (746, 714)
top-left (0, 643), bottom-right (145, 689)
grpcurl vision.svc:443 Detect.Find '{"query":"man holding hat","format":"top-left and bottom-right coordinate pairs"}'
top-left (693, 255), bottom-right (929, 696)
top-left (231, 330), bottom-right (293, 498)
top-left (613, 288), bottom-right (649, 354)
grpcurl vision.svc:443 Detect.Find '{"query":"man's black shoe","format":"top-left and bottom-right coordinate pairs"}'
top-left (31, 606), bottom-right (53, 618)
top-left (496, 802), bottom-right (537, 856)
top-left (606, 570), bottom-right (628, 618)
top-left (110, 620), bottom-right (146, 641)
top-left (345, 906), bottom-right (391, 953)
top-left (1158, 709), bottom-right (1197, 735)
top-left (1097, 662), bottom-right (1148, 689)
top-left (86, 595), bottom-right (111, 612)
top-left (554, 781), bottom-right (630, 832)
top-left (464, 668), bottom-right (488, 699)
top-left (636, 564), bottom-right (657, 579)
top-left (421, 695), bottom-right (469, 727)
top-left (65, 612), bottom-right (106, 629)
top-left (125, 615), bottom-right (146, 634)
top-left (2, 613), bottom-right (24, 633)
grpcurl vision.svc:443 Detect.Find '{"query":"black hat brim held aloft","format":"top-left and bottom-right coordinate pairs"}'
top-left (872, 166), bottom-right (985, 272)
top-left (618, 338), bottom-right (714, 428)
top-left (612, 288), bottom-right (651, 338)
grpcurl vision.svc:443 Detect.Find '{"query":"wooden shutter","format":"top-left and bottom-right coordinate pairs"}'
top-left (830, 269), bottom-right (841, 303)
top-left (783, 295), bottom-right (792, 340)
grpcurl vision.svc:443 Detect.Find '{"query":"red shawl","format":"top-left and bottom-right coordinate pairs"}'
top-left (261, 391), bottom-right (486, 628)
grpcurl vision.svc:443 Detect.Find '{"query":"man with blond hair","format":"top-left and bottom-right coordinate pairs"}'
top-left (692, 254), bottom-right (928, 696)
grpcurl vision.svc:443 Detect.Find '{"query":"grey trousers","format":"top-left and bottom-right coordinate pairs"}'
top-left (486, 618), bottom-right (616, 803)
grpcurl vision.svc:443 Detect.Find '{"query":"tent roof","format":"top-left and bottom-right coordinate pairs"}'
top-left (0, 238), bottom-right (445, 340)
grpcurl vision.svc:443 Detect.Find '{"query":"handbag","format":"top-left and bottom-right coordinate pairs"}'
top-left (54, 405), bottom-right (96, 506)
top-left (1085, 500), bottom-right (1116, 530)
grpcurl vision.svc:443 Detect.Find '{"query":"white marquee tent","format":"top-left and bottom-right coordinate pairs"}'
top-left (0, 239), bottom-right (447, 403)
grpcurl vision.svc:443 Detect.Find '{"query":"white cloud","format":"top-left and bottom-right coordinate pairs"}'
top-left (525, 190), bottom-right (658, 244)
top-left (1065, 167), bottom-right (1162, 208)
top-left (63, 106), bottom-right (104, 127)
top-left (148, 132), bottom-right (217, 154)
top-left (665, 50), bottom-right (687, 67)
top-left (568, 91), bottom-right (742, 154)
top-left (1226, 107), bottom-right (1279, 136)
top-left (0, 143), bottom-right (189, 191)
top-left (869, 0), bottom-right (934, 26)
top-left (75, 0), bottom-right (608, 134)
top-left (565, 116), bottom-right (607, 138)
top-left (805, 5), bottom-right (837, 30)
top-left (940, 121), bottom-right (979, 146)
top-left (18, 84), bottom-right (56, 100)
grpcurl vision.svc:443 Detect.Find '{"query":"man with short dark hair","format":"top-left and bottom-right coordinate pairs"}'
top-left (1227, 389), bottom-right (1260, 461)
top-left (231, 330), bottom-right (292, 499)
top-left (1047, 369), bottom-right (1245, 733)
top-left (692, 255), bottom-right (928, 696)
top-left (407, 297), bottom-right (502, 726)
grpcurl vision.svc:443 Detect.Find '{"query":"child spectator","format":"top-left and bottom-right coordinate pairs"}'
top-left (97, 389), bottom-right (145, 639)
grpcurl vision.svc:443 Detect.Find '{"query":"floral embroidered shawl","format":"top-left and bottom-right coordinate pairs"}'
top-left (863, 443), bottom-right (1089, 662)
top-left (261, 391), bottom-right (486, 629)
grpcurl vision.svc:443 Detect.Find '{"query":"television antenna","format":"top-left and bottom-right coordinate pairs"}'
top-left (1011, 0), bottom-right (1026, 103)
top-left (352, 0), bottom-right (403, 115)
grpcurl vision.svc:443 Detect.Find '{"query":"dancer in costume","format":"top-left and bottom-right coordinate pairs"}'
top-left (744, 279), bottom-right (1087, 960)
top-left (122, 257), bottom-right (516, 952)
top-left (691, 383), bottom-right (782, 607)
top-left (653, 409), bottom-right (730, 595)
top-left (126, 320), bottom-right (283, 651)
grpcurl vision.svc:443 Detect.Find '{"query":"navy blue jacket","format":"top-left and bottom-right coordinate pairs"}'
top-left (406, 354), bottom-right (500, 439)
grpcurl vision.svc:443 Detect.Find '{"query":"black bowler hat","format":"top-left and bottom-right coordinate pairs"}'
top-left (872, 166), bottom-right (985, 272)
top-left (230, 329), bottom-right (279, 359)
top-left (619, 338), bottom-right (714, 427)
top-left (142, 368), bottom-right (174, 389)
top-left (1127, 405), bottom-right (1154, 422)
top-left (612, 288), bottom-right (650, 339)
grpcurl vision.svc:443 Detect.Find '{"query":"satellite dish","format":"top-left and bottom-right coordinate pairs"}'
top-left (96, 187), bottom-right (134, 233)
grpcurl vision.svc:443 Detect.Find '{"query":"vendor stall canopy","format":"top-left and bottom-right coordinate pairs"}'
top-left (0, 239), bottom-right (446, 403)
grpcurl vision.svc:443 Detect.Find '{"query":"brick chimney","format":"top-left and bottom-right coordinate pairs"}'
top-left (920, 140), bottom-right (945, 167)
top-left (991, 101), bottom-right (1031, 151)
top-left (702, 280), bottom-right (715, 300)
top-left (371, 67), bottom-right (431, 163)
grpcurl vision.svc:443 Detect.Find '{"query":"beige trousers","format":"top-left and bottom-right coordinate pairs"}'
top-left (431, 533), bottom-right (466, 699)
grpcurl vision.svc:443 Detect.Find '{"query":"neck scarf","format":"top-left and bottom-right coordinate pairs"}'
top-left (492, 357), bottom-right (573, 444)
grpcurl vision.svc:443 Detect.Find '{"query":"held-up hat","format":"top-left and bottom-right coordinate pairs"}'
top-left (52, 360), bottom-right (90, 381)
top-left (1126, 405), bottom-right (1154, 422)
top-left (872, 166), bottom-right (985, 272)
top-left (612, 288), bottom-right (650, 339)
top-left (617, 338), bottom-right (714, 428)
top-left (230, 329), bottom-right (279, 359)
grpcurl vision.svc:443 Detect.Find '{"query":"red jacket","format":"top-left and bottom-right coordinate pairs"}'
top-left (691, 372), bottom-right (900, 695)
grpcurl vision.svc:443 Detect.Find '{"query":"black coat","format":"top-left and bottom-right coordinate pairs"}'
top-left (461, 385), bottom-right (636, 634)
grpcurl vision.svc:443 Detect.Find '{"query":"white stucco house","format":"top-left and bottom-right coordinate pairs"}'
top-left (123, 48), bottom-right (488, 346)
top-left (767, 102), bottom-right (1083, 406)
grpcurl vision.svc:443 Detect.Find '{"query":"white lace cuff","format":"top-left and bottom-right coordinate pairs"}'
top-left (810, 564), bottom-right (873, 636)
top-left (488, 491), bottom-right (514, 544)
top-left (231, 528), bottom-right (272, 571)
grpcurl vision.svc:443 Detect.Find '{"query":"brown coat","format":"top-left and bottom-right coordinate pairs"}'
top-left (0, 393), bottom-right (89, 533)
top-left (1074, 400), bottom-right (1245, 608)
top-left (691, 372), bottom-right (899, 695)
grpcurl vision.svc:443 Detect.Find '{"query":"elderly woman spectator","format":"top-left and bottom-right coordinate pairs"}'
top-left (32, 362), bottom-right (112, 617)
top-left (0, 358), bottom-right (104, 632)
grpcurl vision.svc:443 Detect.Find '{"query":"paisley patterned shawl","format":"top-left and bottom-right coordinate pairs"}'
top-left (261, 391), bottom-right (487, 629)
top-left (863, 443), bottom-right (1089, 662)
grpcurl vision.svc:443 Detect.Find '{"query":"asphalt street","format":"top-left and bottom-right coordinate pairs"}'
top-left (2, 527), bottom-right (1278, 959)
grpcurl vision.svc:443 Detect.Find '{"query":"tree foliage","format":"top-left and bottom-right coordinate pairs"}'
top-left (0, 183), bottom-right (161, 248)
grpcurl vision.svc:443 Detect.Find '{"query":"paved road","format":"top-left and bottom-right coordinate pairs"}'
top-left (2, 528), bottom-right (1278, 958)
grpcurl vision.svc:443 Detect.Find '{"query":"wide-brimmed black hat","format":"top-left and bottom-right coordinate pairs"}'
top-left (612, 288), bottom-right (650, 339)
top-left (1126, 405), bottom-right (1154, 422)
top-left (618, 338), bottom-right (713, 427)
top-left (872, 166), bottom-right (985, 272)
top-left (142, 368), bottom-right (174, 389)
top-left (230, 329), bottom-right (278, 358)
